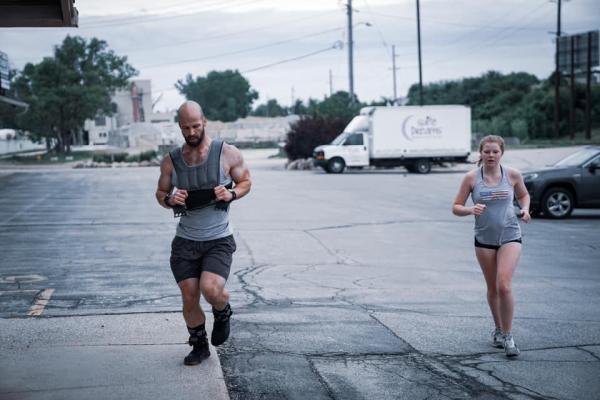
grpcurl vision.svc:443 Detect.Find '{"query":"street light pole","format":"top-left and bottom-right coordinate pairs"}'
top-left (554, 0), bottom-right (562, 138)
top-left (416, 0), bottom-right (423, 106)
top-left (392, 45), bottom-right (398, 104)
top-left (347, 0), bottom-right (355, 103)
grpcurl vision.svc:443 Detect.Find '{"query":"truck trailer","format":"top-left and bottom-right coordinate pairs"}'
top-left (313, 105), bottom-right (471, 174)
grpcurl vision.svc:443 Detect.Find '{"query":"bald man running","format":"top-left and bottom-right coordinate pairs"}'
top-left (156, 101), bottom-right (251, 365)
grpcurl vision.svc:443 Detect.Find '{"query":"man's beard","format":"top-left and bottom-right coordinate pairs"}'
top-left (184, 129), bottom-right (205, 147)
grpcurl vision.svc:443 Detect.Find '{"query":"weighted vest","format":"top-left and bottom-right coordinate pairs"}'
top-left (169, 139), bottom-right (232, 217)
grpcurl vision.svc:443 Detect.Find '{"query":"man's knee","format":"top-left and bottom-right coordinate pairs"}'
top-left (201, 283), bottom-right (224, 304)
top-left (180, 286), bottom-right (201, 307)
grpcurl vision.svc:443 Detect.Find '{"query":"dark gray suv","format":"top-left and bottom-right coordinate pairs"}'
top-left (523, 146), bottom-right (600, 218)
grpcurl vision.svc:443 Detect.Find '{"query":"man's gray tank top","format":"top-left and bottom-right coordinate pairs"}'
top-left (471, 166), bottom-right (521, 246)
top-left (170, 140), bottom-right (233, 242)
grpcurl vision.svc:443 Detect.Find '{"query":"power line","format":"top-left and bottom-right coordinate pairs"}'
top-left (417, 0), bottom-right (553, 68)
top-left (138, 27), bottom-right (344, 69)
top-left (242, 42), bottom-right (343, 74)
top-left (359, 7), bottom-right (548, 32)
top-left (8, 10), bottom-right (341, 64)
top-left (151, 41), bottom-right (344, 94)
top-left (83, 0), bottom-right (226, 26)
top-left (122, 10), bottom-right (340, 54)
top-left (361, 0), bottom-right (391, 57)
top-left (79, 0), bottom-right (268, 29)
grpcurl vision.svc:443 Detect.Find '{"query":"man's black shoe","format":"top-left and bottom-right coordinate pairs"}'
top-left (211, 304), bottom-right (232, 346)
top-left (184, 334), bottom-right (210, 366)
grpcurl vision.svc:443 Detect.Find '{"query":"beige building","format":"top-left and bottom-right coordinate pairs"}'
top-left (207, 115), bottom-right (300, 144)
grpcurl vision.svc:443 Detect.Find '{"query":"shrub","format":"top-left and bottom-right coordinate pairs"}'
top-left (284, 116), bottom-right (347, 161)
top-left (92, 152), bottom-right (128, 163)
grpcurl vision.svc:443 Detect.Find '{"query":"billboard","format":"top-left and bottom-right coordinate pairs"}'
top-left (558, 30), bottom-right (599, 73)
top-left (0, 51), bottom-right (9, 94)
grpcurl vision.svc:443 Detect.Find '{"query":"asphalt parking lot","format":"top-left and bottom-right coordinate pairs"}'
top-left (1, 147), bottom-right (599, 399)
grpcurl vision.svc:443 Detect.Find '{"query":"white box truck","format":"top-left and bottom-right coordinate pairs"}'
top-left (313, 105), bottom-right (471, 173)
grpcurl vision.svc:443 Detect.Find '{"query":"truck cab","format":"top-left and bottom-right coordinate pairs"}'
top-left (313, 116), bottom-right (370, 173)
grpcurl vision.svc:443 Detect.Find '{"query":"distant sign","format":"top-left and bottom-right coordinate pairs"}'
top-left (0, 51), bottom-right (9, 94)
top-left (558, 30), bottom-right (599, 73)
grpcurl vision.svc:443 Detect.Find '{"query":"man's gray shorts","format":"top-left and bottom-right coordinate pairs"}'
top-left (170, 235), bottom-right (236, 283)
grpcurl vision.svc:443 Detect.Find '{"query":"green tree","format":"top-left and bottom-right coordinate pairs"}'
top-left (175, 70), bottom-right (258, 122)
top-left (314, 91), bottom-right (362, 122)
top-left (12, 35), bottom-right (136, 153)
top-left (0, 69), bottom-right (22, 129)
top-left (251, 99), bottom-right (288, 117)
top-left (289, 99), bottom-right (308, 115)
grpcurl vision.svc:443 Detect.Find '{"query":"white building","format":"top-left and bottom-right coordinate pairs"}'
top-left (85, 79), bottom-right (299, 150)
top-left (83, 79), bottom-right (177, 149)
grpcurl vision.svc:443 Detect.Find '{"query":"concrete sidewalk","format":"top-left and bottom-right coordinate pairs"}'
top-left (0, 313), bottom-right (229, 400)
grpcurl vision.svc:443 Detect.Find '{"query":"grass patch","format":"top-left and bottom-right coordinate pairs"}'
top-left (7, 151), bottom-right (94, 164)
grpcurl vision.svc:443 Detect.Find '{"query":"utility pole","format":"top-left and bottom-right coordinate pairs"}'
top-left (569, 35), bottom-right (575, 140)
top-left (416, 0), bottom-right (423, 106)
top-left (329, 69), bottom-right (333, 96)
top-left (392, 45), bottom-right (398, 104)
top-left (586, 31), bottom-right (592, 139)
top-left (347, 0), bottom-right (355, 103)
top-left (554, 0), bottom-right (562, 138)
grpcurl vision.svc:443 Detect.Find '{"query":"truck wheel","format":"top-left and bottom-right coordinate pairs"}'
top-left (326, 158), bottom-right (346, 174)
top-left (541, 187), bottom-right (574, 219)
top-left (415, 159), bottom-right (431, 174)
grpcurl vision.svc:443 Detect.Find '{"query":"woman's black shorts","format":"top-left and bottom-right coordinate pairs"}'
top-left (474, 237), bottom-right (522, 250)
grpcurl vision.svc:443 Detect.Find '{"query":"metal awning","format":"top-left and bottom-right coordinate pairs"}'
top-left (0, 0), bottom-right (78, 28)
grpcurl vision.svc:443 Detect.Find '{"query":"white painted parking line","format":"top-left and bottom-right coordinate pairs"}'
top-left (27, 288), bottom-right (55, 316)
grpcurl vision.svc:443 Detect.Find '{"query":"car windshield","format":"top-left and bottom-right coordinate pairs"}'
top-left (554, 148), bottom-right (600, 167)
top-left (344, 116), bottom-right (369, 133)
top-left (331, 132), bottom-right (348, 145)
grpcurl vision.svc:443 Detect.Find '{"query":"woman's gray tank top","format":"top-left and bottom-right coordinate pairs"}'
top-left (471, 166), bottom-right (521, 246)
top-left (171, 141), bottom-right (233, 241)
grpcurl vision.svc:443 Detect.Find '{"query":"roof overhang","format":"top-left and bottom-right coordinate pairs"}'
top-left (0, 95), bottom-right (29, 109)
top-left (0, 0), bottom-right (78, 28)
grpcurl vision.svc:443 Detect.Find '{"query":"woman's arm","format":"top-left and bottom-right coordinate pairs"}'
top-left (453, 173), bottom-right (484, 216)
top-left (511, 169), bottom-right (531, 223)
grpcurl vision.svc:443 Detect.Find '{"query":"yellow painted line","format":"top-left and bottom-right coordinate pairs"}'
top-left (27, 288), bottom-right (55, 316)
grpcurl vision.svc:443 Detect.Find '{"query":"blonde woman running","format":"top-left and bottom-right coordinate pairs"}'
top-left (453, 135), bottom-right (531, 357)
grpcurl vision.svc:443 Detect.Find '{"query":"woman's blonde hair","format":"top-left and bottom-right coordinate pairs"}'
top-left (477, 135), bottom-right (505, 166)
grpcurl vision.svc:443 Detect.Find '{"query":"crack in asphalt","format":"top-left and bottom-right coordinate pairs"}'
top-left (303, 230), bottom-right (360, 265)
top-left (577, 346), bottom-right (600, 362)
top-left (449, 356), bottom-right (561, 400)
top-left (219, 232), bottom-right (600, 400)
top-left (307, 357), bottom-right (337, 400)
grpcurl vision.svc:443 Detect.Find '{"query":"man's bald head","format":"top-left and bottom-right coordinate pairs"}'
top-left (178, 101), bottom-right (207, 147)
top-left (178, 100), bottom-right (204, 120)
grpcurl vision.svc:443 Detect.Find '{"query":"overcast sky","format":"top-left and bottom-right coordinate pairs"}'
top-left (1, 0), bottom-right (598, 112)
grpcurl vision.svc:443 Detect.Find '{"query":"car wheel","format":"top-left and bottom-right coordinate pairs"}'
top-left (326, 158), bottom-right (346, 174)
top-left (541, 187), bottom-right (574, 219)
top-left (415, 159), bottom-right (431, 174)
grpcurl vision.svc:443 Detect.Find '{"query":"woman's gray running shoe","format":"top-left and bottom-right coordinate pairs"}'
top-left (492, 328), bottom-right (503, 348)
top-left (503, 334), bottom-right (520, 357)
